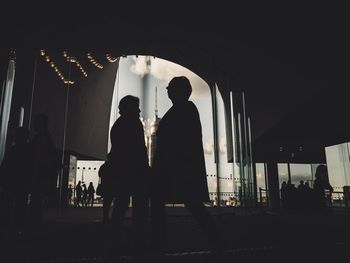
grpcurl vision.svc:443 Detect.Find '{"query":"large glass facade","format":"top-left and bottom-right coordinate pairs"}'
top-left (229, 91), bottom-right (254, 208)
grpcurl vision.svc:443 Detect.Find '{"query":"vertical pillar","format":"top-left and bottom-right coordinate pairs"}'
top-left (0, 50), bottom-right (16, 163)
top-left (18, 106), bottom-right (24, 127)
top-left (266, 162), bottom-right (280, 212)
top-left (211, 84), bottom-right (221, 211)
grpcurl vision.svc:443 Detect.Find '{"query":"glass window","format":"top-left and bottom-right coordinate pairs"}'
top-left (255, 163), bottom-right (266, 202)
top-left (326, 143), bottom-right (350, 192)
top-left (289, 163), bottom-right (312, 188)
top-left (278, 163), bottom-right (289, 189)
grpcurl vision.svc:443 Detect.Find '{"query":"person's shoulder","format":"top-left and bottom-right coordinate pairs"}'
top-left (187, 101), bottom-right (199, 111)
top-left (184, 101), bottom-right (200, 118)
top-left (111, 118), bottom-right (121, 127)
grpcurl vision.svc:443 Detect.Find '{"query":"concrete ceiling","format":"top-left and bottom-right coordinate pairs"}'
top-left (1, 2), bottom-right (348, 162)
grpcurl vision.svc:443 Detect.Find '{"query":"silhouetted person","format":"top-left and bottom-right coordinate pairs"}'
top-left (303, 181), bottom-right (312, 209)
top-left (313, 164), bottom-right (333, 212)
top-left (280, 181), bottom-right (288, 210)
top-left (0, 127), bottom-right (32, 236)
top-left (297, 180), bottom-right (306, 210)
top-left (150, 76), bottom-right (221, 259)
top-left (109, 95), bottom-right (150, 260)
top-left (82, 184), bottom-right (88, 207)
top-left (75, 181), bottom-right (83, 207)
top-left (98, 157), bottom-right (113, 223)
top-left (67, 184), bottom-right (73, 206)
top-left (28, 114), bottom-right (58, 237)
top-left (285, 179), bottom-right (297, 210)
top-left (87, 182), bottom-right (95, 207)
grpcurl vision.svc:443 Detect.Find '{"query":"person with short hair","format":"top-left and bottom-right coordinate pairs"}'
top-left (150, 76), bottom-right (221, 259)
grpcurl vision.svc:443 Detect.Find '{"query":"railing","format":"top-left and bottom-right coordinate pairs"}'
top-left (66, 189), bottom-right (241, 208)
top-left (257, 188), bottom-right (350, 209)
top-left (62, 186), bottom-right (350, 210)
top-left (329, 191), bottom-right (350, 207)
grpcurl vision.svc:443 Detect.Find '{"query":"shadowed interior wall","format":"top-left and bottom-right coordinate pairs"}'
top-left (66, 61), bottom-right (118, 160)
top-left (27, 50), bottom-right (118, 160)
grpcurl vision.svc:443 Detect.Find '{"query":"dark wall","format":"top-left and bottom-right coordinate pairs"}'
top-left (10, 49), bottom-right (118, 160)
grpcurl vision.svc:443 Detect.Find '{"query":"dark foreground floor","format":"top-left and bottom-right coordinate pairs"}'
top-left (1, 207), bottom-right (350, 262)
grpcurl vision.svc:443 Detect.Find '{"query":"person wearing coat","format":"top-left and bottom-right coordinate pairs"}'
top-left (108, 95), bottom-right (150, 260)
top-left (150, 76), bottom-right (221, 258)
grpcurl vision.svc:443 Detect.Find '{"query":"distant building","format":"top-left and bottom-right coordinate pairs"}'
top-left (148, 114), bottom-right (161, 166)
top-left (143, 86), bottom-right (161, 166)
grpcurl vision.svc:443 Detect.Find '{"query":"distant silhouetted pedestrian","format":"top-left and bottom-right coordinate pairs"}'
top-left (280, 181), bottom-right (288, 209)
top-left (87, 182), bottom-right (95, 207)
top-left (108, 95), bottom-right (150, 260)
top-left (313, 164), bottom-right (333, 212)
top-left (284, 179), bottom-right (297, 210)
top-left (75, 181), bottom-right (83, 207)
top-left (0, 127), bottom-right (32, 235)
top-left (303, 181), bottom-right (312, 209)
top-left (82, 184), bottom-right (88, 207)
top-left (67, 184), bottom-right (73, 206)
top-left (150, 76), bottom-right (221, 260)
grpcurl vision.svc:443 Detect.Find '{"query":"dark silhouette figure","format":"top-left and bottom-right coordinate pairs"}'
top-left (297, 180), bottom-right (306, 210)
top-left (108, 95), bottom-right (150, 259)
top-left (98, 157), bottom-right (113, 223)
top-left (0, 127), bottom-right (32, 236)
top-left (67, 184), bottom-right (73, 206)
top-left (303, 181), bottom-right (312, 209)
top-left (87, 182), bottom-right (95, 207)
top-left (82, 184), bottom-right (88, 207)
top-left (28, 114), bottom-right (58, 237)
top-left (75, 181), bottom-right (83, 207)
top-left (284, 179), bottom-right (297, 210)
top-left (280, 181), bottom-right (288, 210)
top-left (150, 76), bottom-right (221, 259)
top-left (313, 164), bottom-right (333, 212)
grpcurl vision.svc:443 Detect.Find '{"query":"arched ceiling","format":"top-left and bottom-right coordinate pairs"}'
top-left (1, 2), bottom-right (348, 162)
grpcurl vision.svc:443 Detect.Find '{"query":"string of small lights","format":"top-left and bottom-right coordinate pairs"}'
top-left (86, 52), bottom-right (103, 69)
top-left (63, 51), bottom-right (88, 77)
top-left (39, 49), bottom-right (74, 85)
top-left (106, 54), bottom-right (120, 63)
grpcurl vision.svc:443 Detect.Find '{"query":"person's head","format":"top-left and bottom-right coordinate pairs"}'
top-left (315, 164), bottom-right (327, 179)
top-left (118, 95), bottom-right (140, 117)
top-left (166, 76), bottom-right (192, 104)
top-left (13, 127), bottom-right (30, 144)
top-left (34, 113), bottom-right (49, 134)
